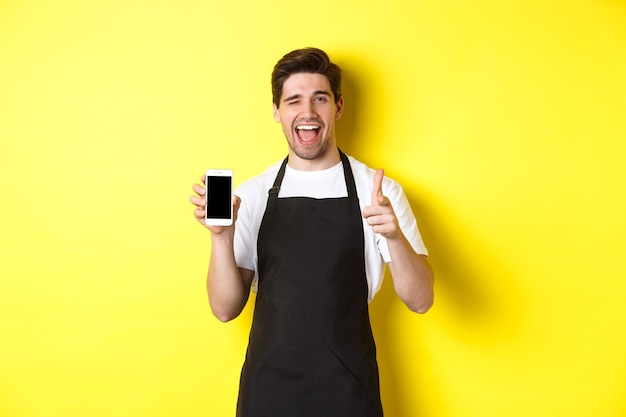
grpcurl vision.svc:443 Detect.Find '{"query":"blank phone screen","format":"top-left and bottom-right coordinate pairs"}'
top-left (206, 176), bottom-right (232, 219)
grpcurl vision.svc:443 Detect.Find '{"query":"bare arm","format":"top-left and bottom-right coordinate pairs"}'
top-left (362, 169), bottom-right (434, 313)
top-left (207, 231), bottom-right (255, 322)
top-left (190, 177), bottom-right (255, 322)
top-left (385, 235), bottom-right (434, 313)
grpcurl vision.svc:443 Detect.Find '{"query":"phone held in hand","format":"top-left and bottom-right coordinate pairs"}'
top-left (205, 169), bottom-right (233, 226)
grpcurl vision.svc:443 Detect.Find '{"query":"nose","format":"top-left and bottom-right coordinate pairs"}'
top-left (300, 101), bottom-right (315, 119)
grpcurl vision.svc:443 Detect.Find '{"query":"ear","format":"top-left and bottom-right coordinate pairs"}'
top-left (273, 103), bottom-right (281, 123)
top-left (335, 96), bottom-right (344, 120)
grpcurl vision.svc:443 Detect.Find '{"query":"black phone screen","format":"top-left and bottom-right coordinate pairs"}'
top-left (206, 176), bottom-right (232, 219)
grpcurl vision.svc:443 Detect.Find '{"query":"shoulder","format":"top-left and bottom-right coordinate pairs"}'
top-left (235, 160), bottom-right (283, 197)
top-left (234, 160), bottom-right (284, 217)
top-left (346, 155), bottom-right (405, 201)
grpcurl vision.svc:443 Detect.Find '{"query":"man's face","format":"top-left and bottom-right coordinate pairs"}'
top-left (273, 72), bottom-right (343, 166)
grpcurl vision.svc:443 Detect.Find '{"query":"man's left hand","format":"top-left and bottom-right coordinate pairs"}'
top-left (362, 168), bottom-right (400, 239)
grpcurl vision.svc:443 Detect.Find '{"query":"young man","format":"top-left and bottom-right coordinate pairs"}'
top-left (190, 47), bottom-right (434, 417)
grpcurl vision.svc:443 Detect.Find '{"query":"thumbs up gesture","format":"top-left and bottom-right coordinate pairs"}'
top-left (363, 169), bottom-right (400, 239)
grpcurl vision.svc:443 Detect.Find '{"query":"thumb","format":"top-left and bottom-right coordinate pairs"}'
top-left (372, 169), bottom-right (385, 205)
top-left (232, 195), bottom-right (242, 221)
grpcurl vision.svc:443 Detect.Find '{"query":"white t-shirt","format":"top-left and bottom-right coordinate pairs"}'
top-left (233, 155), bottom-right (428, 302)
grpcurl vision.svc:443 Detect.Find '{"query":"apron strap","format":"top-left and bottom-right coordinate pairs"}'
top-left (266, 156), bottom-right (288, 214)
top-left (338, 150), bottom-right (358, 199)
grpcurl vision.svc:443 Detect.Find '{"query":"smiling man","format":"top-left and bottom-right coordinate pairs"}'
top-left (274, 71), bottom-right (342, 166)
top-left (190, 47), bottom-right (434, 417)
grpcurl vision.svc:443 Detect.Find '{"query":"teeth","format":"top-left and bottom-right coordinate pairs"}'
top-left (296, 125), bottom-right (319, 130)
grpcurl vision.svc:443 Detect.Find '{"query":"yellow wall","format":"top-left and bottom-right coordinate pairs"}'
top-left (1, 1), bottom-right (625, 416)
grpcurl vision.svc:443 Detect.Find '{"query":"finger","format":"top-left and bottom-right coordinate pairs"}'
top-left (189, 195), bottom-right (206, 207)
top-left (372, 169), bottom-right (384, 205)
top-left (232, 195), bottom-right (241, 216)
top-left (215, 195), bottom-right (239, 224)
top-left (192, 183), bottom-right (206, 196)
top-left (193, 207), bottom-right (206, 219)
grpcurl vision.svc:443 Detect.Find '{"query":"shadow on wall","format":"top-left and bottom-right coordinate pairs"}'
top-left (335, 61), bottom-right (526, 416)
top-left (334, 65), bottom-right (429, 415)
top-left (405, 187), bottom-right (527, 336)
top-left (371, 185), bottom-right (528, 416)
top-left (337, 55), bottom-right (524, 329)
top-left (335, 67), bottom-right (361, 159)
top-left (335, 66), bottom-right (435, 416)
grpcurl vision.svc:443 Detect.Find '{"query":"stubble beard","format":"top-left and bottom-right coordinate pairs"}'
top-left (289, 137), bottom-right (331, 160)
top-left (286, 125), bottom-right (335, 161)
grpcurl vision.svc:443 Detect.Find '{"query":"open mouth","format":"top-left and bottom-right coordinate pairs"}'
top-left (295, 124), bottom-right (321, 144)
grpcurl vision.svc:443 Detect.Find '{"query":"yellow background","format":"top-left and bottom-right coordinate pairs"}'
top-left (1, 1), bottom-right (625, 416)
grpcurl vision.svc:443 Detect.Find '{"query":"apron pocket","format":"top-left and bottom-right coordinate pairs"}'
top-left (243, 344), bottom-right (366, 417)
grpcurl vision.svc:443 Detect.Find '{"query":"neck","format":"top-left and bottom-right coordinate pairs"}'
top-left (287, 146), bottom-right (341, 171)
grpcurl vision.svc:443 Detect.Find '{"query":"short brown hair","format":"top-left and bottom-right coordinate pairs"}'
top-left (271, 47), bottom-right (342, 107)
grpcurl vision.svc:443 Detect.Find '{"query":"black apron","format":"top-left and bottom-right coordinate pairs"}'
top-left (236, 150), bottom-right (383, 417)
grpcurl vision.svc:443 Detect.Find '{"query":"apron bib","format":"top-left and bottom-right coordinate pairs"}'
top-left (236, 151), bottom-right (383, 417)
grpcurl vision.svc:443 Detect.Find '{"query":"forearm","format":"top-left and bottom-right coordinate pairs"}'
top-left (386, 234), bottom-right (434, 314)
top-left (207, 232), bottom-right (253, 322)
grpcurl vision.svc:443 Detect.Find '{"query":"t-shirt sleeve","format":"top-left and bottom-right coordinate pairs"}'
top-left (233, 184), bottom-right (259, 273)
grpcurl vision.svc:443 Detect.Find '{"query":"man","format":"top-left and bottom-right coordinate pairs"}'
top-left (190, 47), bottom-right (434, 417)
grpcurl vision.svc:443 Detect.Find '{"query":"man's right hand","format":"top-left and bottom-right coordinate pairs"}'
top-left (190, 174), bottom-right (241, 234)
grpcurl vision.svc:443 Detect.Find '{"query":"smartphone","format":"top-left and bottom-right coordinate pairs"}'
top-left (205, 169), bottom-right (233, 226)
